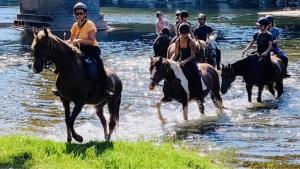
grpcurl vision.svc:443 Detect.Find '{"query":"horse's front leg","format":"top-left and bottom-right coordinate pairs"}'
top-left (182, 101), bottom-right (188, 120)
top-left (196, 100), bottom-right (204, 115)
top-left (246, 84), bottom-right (253, 102)
top-left (156, 97), bottom-right (171, 124)
top-left (257, 86), bottom-right (264, 102)
top-left (69, 102), bottom-right (85, 143)
top-left (61, 98), bottom-right (72, 143)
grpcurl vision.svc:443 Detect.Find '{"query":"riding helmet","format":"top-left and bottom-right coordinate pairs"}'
top-left (156, 11), bottom-right (163, 17)
top-left (179, 23), bottom-right (190, 34)
top-left (265, 15), bottom-right (274, 24)
top-left (180, 10), bottom-right (189, 18)
top-left (175, 10), bottom-right (181, 16)
top-left (256, 17), bottom-right (269, 27)
top-left (73, 2), bottom-right (88, 13)
top-left (198, 13), bottom-right (206, 19)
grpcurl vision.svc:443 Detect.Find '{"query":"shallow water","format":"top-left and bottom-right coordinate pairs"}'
top-left (0, 5), bottom-right (299, 168)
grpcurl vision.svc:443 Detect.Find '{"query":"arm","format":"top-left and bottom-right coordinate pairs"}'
top-left (262, 41), bottom-right (272, 57)
top-left (242, 38), bottom-right (255, 53)
top-left (77, 30), bottom-right (96, 45)
top-left (171, 40), bottom-right (180, 61)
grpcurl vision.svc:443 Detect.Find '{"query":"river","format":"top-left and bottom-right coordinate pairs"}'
top-left (0, 5), bottom-right (299, 168)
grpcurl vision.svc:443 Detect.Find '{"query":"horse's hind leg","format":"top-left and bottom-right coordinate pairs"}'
top-left (107, 94), bottom-right (121, 141)
top-left (246, 84), bottom-right (253, 102)
top-left (182, 102), bottom-right (189, 120)
top-left (275, 79), bottom-right (284, 98)
top-left (211, 91), bottom-right (223, 110)
top-left (267, 83), bottom-right (275, 96)
top-left (61, 98), bottom-right (72, 143)
top-left (69, 103), bottom-right (84, 143)
top-left (196, 100), bottom-right (204, 115)
top-left (95, 104), bottom-right (108, 140)
top-left (257, 86), bottom-right (264, 103)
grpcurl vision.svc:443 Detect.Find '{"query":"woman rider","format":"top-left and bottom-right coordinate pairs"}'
top-left (265, 15), bottom-right (290, 77)
top-left (242, 17), bottom-right (273, 81)
top-left (53, 2), bottom-right (107, 96)
top-left (171, 23), bottom-right (203, 102)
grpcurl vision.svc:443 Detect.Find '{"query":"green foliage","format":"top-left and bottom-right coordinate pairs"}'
top-left (0, 136), bottom-right (224, 169)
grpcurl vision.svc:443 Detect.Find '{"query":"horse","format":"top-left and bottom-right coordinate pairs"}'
top-left (153, 29), bottom-right (172, 58)
top-left (149, 57), bottom-right (222, 122)
top-left (31, 28), bottom-right (122, 143)
top-left (221, 53), bottom-right (284, 102)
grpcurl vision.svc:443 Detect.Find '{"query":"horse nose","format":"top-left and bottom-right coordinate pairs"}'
top-left (149, 84), bottom-right (155, 90)
top-left (221, 88), bottom-right (227, 94)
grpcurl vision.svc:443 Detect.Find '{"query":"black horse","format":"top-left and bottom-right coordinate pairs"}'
top-left (153, 28), bottom-right (171, 58)
top-left (31, 28), bottom-right (122, 142)
top-left (221, 54), bottom-right (284, 102)
top-left (149, 57), bottom-right (222, 122)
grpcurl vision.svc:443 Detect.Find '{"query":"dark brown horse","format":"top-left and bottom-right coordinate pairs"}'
top-left (221, 53), bottom-right (284, 102)
top-left (31, 28), bottom-right (122, 143)
top-left (149, 57), bottom-right (222, 122)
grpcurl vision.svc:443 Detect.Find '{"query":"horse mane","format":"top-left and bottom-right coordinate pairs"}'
top-left (207, 33), bottom-right (217, 43)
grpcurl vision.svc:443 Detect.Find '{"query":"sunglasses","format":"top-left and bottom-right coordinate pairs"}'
top-left (75, 12), bottom-right (84, 16)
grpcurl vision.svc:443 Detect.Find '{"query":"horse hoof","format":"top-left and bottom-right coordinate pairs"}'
top-left (257, 98), bottom-right (262, 103)
top-left (73, 134), bottom-right (83, 143)
top-left (105, 135), bottom-right (111, 142)
top-left (67, 137), bottom-right (72, 143)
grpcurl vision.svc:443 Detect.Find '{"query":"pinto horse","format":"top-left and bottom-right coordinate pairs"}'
top-left (221, 53), bottom-right (284, 102)
top-left (31, 28), bottom-right (122, 143)
top-left (149, 57), bottom-right (222, 122)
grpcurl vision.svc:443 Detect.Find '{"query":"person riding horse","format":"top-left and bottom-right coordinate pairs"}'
top-left (170, 10), bottom-right (193, 44)
top-left (265, 15), bottom-right (290, 77)
top-left (155, 11), bottom-right (169, 36)
top-left (153, 28), bottom-right (171, 58)
top-left (172, 23), bottom-right (204, 102)
top-left (52, 2), bottom-right (107, 96)
top-left (194, 13), bottom-right (221, 69)
top-left (242, 17), bottom-right (273, 82)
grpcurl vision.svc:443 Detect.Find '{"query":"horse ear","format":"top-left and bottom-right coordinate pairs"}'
top-left (32, 27), bottom-right (38, 37)
top-left (43, 27), bottom-right (48, 38)
top-left (150, 56), bottom-right (154, 62)
top-left (159, 56), bottom-right (163, 62)
top-left (221, 63), bottom-right (225, 70)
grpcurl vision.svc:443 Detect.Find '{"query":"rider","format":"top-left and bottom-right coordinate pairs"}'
top-left (242, 17), bottom-right (273, 81)
top-left (193, 13), bottom-right (213, 41)
top-left (153, 28), bottom-right (171, 58)
top-left (171, 23), bottom-right (203, 102)
top-left (170, 10), bottom-right (192, 44)
top-left (53, 2), bottom-right (107, 96)
top-left (265, 15), bottom-right (290, 77)
top-left (173, 10), bottom-right (181, 36)
top-left (155, 11), bottom-right (169, 36)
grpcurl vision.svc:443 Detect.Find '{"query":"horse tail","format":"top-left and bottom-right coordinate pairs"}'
top-left (209, 67), bottom-right (223, 109)
top-left (108, 75), bottom-right (122, 129)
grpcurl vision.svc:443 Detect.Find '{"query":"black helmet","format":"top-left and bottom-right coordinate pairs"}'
top-left (179, 23), bottom-right (190, 34)
top-left (73, 2), bottom-right (88, 13)
top-left (180, 10), bottom-right (189, 18)
top-left (265, 15), bottom-right (274, 24)
top-left (256, 17), bottom-right (269, 27)
top-left (198, 13), bottom-right (206, 19)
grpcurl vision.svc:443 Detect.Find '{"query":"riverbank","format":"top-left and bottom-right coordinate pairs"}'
top-left (0, 136), bottom-right (225, 169)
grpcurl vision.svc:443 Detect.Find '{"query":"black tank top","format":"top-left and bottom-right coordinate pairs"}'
top-left (179, 38), bottom-right (191, 61)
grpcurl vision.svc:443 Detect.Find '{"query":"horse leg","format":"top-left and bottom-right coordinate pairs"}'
top-left (196, 100), bottom-right (204, 115)
top-left (95, 104), bottom-right (108, 141)
top-left (267, 83), bottom-right (275, 96)
top-left (61, 98), bottom-right (72, 143)
top-left (107, 94), bottom-right (121, 141)
top-left (211, 91), bottom-right (223, 110)
top-left (275, 80), bottom-right (284, 98)
top-left (182, 102), bottom-right (188, 120)
top-left (156, 97), bottom-right (171, 124)
top-left (246, 84), bottom-right (253, 102)
top-left (69, 102), bottom-right (84, 143)
top-left (257, 86), bottom-right (264, 103)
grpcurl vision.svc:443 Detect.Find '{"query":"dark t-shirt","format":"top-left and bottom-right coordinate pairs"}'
top-left (194, 25), bottom-right (213, 41)
top-left (253, 32), bottom-right (272, 54)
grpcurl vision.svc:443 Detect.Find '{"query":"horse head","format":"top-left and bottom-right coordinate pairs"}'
top-left (221, 64), bottom-right (236, 94)
top-left (149, 56), bottom-right (168, 90)
top-left (31, 27), bottom-right (54, 73)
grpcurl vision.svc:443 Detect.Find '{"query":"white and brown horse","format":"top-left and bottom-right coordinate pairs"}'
top-left (149, 57), bottom-right (222, 122)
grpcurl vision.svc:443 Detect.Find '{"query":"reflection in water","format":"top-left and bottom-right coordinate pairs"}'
top-left (0, 5), bottom-right (300, 167)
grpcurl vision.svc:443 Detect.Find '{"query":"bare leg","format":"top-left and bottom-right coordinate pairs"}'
top-left (257, 86), bottom-right (264, 103)
top-left (95, 104), bottom-right (108, 140)
top-left (69, 102), bottom-right (84, 143)
top-left (61, 98), bottom-right (72, 143)
top-left (246, 84), bottom-right (253, 102)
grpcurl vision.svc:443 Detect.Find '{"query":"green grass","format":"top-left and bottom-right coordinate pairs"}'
top-left (0, 136), bottom-right (224, 169)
